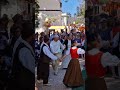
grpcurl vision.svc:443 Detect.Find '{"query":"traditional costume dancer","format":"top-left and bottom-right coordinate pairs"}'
top-left (85, 34), bottom-right (120, 90)
top-left (63, 40), bottom-right (85, 87)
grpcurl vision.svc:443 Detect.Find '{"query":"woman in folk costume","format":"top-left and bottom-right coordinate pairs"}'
top-left (63, 40), bottom-right (85, 87)
top-left (61, 34), bottom-right (72, 69)
top-left (85, 34), bottom-right (120, 90)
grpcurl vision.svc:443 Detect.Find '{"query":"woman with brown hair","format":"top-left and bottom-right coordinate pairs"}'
top-left (63, 40), bottom-right (85, 88)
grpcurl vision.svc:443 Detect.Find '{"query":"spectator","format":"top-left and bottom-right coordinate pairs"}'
top-left (7, 21), bottom-right (35, 90)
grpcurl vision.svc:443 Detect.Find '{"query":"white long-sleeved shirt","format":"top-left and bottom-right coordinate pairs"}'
top-left (50, 40), bottom-right (65, 54)
top-left (42, 43), bottom-right (58, 61)
top-left (88, 48), bottom-right (120, 67)
top-left (65, 46), bottom-right (85, 55)
top-left (13, 36), bottom-right (35, 74)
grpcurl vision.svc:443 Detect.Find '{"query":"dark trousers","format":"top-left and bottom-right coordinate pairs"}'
top-left (37, 62), bottom-right (49, 84)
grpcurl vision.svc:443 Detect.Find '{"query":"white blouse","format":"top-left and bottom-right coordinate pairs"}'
top-left (88, 48), bottom-right (120, 67)
top-left (65, 46), bottom-right (85, 55)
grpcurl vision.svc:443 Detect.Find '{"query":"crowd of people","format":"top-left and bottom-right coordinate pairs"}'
top-left (0, 14), bottom-right (35, 90)
top-left (35, 10), bottom-right (120, 90)
top-left (0, 9), bottom-right (120, 90)
top-left (85, 9), bottom-right (120, 90)
top-left (36, 29), bottom-right (86, 87)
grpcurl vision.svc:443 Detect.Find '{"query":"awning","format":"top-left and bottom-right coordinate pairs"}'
top-left (49, 26), bottom-right (66, 30)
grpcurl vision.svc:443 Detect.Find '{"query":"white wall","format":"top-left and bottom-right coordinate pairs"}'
top-left (39, 0), bottom-right (61, 10)
top-left (1, 0), bottom-right (28, 19)
top-left (38, 0), bottom-right (62, 26)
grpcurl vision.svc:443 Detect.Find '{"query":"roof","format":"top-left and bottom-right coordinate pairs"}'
top-left (49, 26), bottom-right (66, 30)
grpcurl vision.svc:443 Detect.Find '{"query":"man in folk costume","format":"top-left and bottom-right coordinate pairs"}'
top-left (50, 34), bottom-right (65, 75)
top-left (7, 22), bottom-right (35, 90)
top-left (37, 35), bottom-right (60, 86)
top-left (85, 34), bottom-right (120, 90)
top-left (63, 40), bottom-right (85, 87)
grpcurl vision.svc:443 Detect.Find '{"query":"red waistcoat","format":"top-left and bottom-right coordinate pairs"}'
top-left (85, 52), bottom-right (106, 78)
top-left (70, 48), bottom-right (79, 59)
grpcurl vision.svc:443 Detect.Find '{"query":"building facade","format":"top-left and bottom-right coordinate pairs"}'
top-left (38, 0), bottom-right (62, 26)
top-left (36, 0), bottom-right (62, 33)
top-left (0, 0), bottom-right (34, 20)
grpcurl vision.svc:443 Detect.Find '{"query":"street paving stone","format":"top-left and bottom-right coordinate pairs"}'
top-left (35, 64), bottom-right (120, 90)
top-left (35, 65), bottom-right (71, 90)
top-left (105, 77), bottom-right (120, 90)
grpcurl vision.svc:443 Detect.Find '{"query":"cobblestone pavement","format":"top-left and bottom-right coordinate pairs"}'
top-left (35, 62), bottom-right (120, 90)
top-left (35, 65), bottom-right (72, 90)
top-left (105, 77), bottom-right (120, 90)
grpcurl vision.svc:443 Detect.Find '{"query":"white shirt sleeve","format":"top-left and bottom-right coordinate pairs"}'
top-left (65, 49), bottom-right (70, 55)
top-left (60, 41), bottom-right (65, 50)
top-left (81, 40), bottom-right (85, 46)
top-left (77, 48), bottom-right (85, 54)
top-left (101, 52), bottom-right (120, 67)
top-left (50, 42), bottom-right (54, 53)
top-left (43, 46), bottom-right (58, 60)
top-left (19, 47), bottom-right (35, 74)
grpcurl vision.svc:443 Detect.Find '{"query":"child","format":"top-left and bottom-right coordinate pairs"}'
top-left (63, 40), bottom-right (85, 87)
top-left (85, 34), bottom-right (120, 90)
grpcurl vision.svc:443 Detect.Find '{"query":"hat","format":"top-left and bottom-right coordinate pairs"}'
top-left (54, 34), bottom-right (59, 38)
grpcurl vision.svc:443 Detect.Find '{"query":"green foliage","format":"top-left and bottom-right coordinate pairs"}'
top-left (80, 2), bottom-right (85, 17)
top-left (35, 0), bottom-right (40, 28)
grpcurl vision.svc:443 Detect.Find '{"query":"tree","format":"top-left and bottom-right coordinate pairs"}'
top-left (35, 0), bottom-right (40, 28)
top-left (80, 1), bottom-right (85, 17)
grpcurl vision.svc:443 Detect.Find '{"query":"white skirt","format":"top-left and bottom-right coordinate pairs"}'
top-left (62, 54), bottom-right (71, 68)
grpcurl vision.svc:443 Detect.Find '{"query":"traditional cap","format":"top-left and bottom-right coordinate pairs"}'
top-left (54, 34), bottom-right (59, 38)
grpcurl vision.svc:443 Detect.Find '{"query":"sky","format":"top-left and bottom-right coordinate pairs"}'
top-left (62, 0), bottom-right (83, 17)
